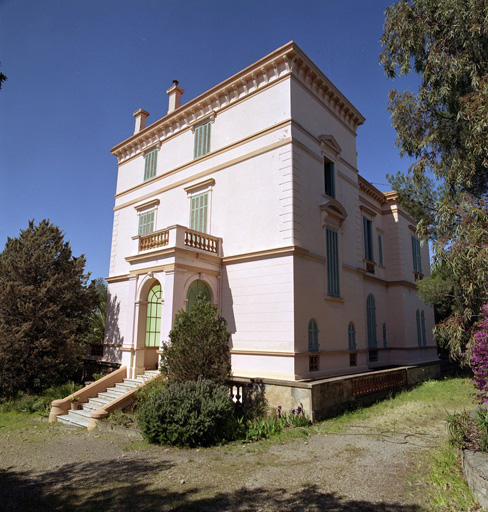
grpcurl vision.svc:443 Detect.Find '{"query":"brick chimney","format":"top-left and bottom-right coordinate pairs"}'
top-left (166, 80), bottom-right (184, 114)
top-left (133, 108), bottom-right (150, 134)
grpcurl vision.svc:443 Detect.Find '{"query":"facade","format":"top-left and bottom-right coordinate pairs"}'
top-left (103, 41), bottom-right (437, 381)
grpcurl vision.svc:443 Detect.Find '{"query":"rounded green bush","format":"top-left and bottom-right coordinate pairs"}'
top-left (137, 379), bottom-right (237, 447)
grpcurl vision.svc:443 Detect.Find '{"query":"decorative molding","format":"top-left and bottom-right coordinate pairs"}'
top-left (318, 134), bottom-right (342, 158)
top-left (358, 176), bottom-right (386, 204)
top-left (359, 204), bottom-right (377, 218)
top-left (134, 198), bottom-right (160, 211)
top-left (320, 197), bottom-right (348, 226)
top-left (184, 178), bottom-right (215, 193)
top-left (111, 41), bottom-right (364, 164)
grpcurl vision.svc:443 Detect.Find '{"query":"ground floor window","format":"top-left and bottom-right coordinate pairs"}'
top-left (145, 284), bottom-right (161, 347)
top-left (186, 279), bottom-right (211, 313)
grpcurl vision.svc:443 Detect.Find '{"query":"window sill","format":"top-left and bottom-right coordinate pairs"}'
top-left (324, 295), bottom-right (344, 303)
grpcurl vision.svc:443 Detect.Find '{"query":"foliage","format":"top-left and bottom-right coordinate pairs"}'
top-left (0, 220), bottom-right (98, 397)
top-left (160, 296), bottom-right (231, 385)
top-left (0, 62), bottom-right (6, 91)
top-left (447, 408), bottom-right (488, 452)
top-left (244, 405), bottom-right (310, 442)
top-left (381, 0), bottom-right (488, 359)
top-left (471, 304), bottom-right (488, 403)
top-left (86, 278), bottom-right (107, 345)
top-left (137, 379), bottom-right (237, 447)
top-left (234, 379), bottom-right (268, 423)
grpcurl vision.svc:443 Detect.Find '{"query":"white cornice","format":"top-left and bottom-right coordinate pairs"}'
top-left (111, 41), bottom-right (365, 164)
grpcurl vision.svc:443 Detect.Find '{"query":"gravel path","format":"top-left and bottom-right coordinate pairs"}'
top-left (0, 418), bottom-right (436, 511)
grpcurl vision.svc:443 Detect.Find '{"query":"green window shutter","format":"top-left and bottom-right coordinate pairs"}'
top-left (363, 217), bottom-right (373, 261)
top-left (144, 149), bottom-right (158, 181)
top-left (366, 294), bottom-right (377, 348)
top-left (138, 210), bottom-right (155, 236)
top-left (378, 234), bottom-right (383, 265)
top-left (324, 160), bottom-right (335, 198)
top-left (326, 227), bottom-right (340, 297)
top-left (421, 310), bottom-right (426, 346)
top-left (190, 193), bottom-right (208, 233)
top-left (382, 323), bottom-right (387, 347)
top-left (416, 310), bottom-right (422, 347)
top-left (308, 320), bottom-right (319, 352)
top-left (348, 322), bottom-right (356, 350)
top-left (412, 236), bottom-right (422, 273)
top-left (194, 121), bottom-right (211, 159)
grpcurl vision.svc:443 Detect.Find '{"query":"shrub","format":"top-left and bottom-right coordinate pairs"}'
top-left (137, 379), bottom-right (237, 447)
top-left (447, 409), bottom-right (488, 452)
top-left (471, 304), bottom-right (488, 404)
top-left (160, 296), bottom-right (231, 385)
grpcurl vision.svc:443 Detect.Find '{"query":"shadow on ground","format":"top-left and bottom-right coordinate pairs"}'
top-left (0, 457), bottom-right (426, 512)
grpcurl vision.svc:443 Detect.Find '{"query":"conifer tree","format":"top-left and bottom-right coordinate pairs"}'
top-left (0, 220), bottom-right (97, 397)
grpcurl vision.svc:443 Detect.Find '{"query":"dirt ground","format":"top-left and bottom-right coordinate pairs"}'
top-left (0, 415), bottom-right (439, 512)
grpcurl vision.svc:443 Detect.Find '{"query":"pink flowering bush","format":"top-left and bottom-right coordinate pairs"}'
top-left (471, 304), bottom-right (488, 404)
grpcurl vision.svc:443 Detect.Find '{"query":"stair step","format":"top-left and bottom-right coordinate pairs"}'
top-left (123, 378), bottom-right (145, 386)
top-left (57, 415), bottom-right (83, 428)
top-left (114, 383), bottom-right (134, 392)
top-left (97, 391), bottom-right (123, 401)
top-left (89, 397), bottom-right (111, 407)
top-left (58, 411), bottom-right (90, 428)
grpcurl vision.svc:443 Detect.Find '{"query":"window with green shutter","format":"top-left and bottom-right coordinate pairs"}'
top-left (194, 121), bottom-right (211, 159)
top-left (416, 309), bottom-right (422, 347)
top-left (378, 234), bottom-right (384, 265)
top-left (324, 159), bottom-right (335, 198)
top-left (145, 284), bottom-right (162, 347)
top-left (190, 193), bottom-right (208, 233)
top-left (138, 210), bottom-right (155, 235)
top-left (421, 310), bottom-right (427, 346)
top-left (363, 217), bottom-right (374, 261)
top-left (366, 294), bottom-right (377, 348)
top-left (348, 322), bottom-right (356, 350)
top-left (326, 227), bottom-right (340, 297)
top-left (411, 236), bottom-right (422, 273)
top-left (144, 148), bottom-right (158, 181)
top-left (383, 323), bottom-right (387, 347)
top-left (308, 320), bottom-right (319, 352)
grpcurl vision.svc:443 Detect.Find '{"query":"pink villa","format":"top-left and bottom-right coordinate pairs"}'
top-left (94, 42), bottom-right (438, 417)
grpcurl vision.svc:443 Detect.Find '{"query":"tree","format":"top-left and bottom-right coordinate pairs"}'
top-left (0, 62), bottom-right (6, 91)
top-left (86, 278), bottom-right (107, 345)
top-left (0, 220), bottom-right (97, 397)
top-left (381, 0), bottom-right (488, 359)
top-left (160, 295), bottom-right (231, 385)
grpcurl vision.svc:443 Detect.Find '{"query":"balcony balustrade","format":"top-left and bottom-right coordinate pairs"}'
top-left (137, 225), bottom-right (221, 257)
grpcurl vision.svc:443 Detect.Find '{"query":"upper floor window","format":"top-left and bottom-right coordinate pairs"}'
top-left (326, 227), bottom-right (340, 297)
top-left (363, 217), bottom-right (374, 262)
top-left (138, 210), bottom-right (155, 235)
top-left (324, 159), bottom-right (335, 198)
top-left (411, 236), bottom-right (422, 274)
top-left (378, 234), bottom-right (384, 265)
top-left (190, 192), bottom-right (208, 233)
top-left (194, 121), bottom-right (211, 159)
top-left (308, 319), bottom-right (319, 352)
top-left (144, 148), bottom-right (158, 181)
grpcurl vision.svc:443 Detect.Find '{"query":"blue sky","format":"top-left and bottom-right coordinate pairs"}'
top-left (0, 0), bottom-right (418, 280)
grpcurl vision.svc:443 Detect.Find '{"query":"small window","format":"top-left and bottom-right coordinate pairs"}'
top-left (383, 323), bottom-right (387, 348)
top-left (144, 148), bottom-right (158, 181)
top-left (190, 192), bottom-right (209, 233)
top-left (421, 310), bottom-right (427, 346)
top-left (138, 210), bottom-right (155, 235)
top-left (378, 234), bottom-right (384, 265)
top-left (309, 354), bottom-right (319, 372)
top-left (324, 159), bottom-right (335, 198)
top-left (416, 309), bottom-right (422, 347)
top-left (349, 353), bottom-right (357, 367)
top-left (368, 350), bottom-right (378, 363)
top-left (326, 227), bottom-right (340, 297)
top-left (194, 121), bottom-right (211, 159)
top-left (411, 236), bottom-right (422, 273)
top-left (308, 320), bottom-right (319, 352)
top-left (363, 217), bottom-right (374, 262)
top-left (348, 322), bottom-right (356, 350)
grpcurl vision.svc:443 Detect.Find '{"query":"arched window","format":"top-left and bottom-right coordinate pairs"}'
top-left (416, 310), bottom-right (422, 347)
top-left (145, 284), bottom-right (162, 347)
top-left (382, 323), bottom-right (387, 348)
top-left (308, 320), bottom-right (319, 352)
top-left (366, 295), bottom-right (377, 348)
top-left (421, 310), bottom-right (426, 346)
top-left (348, 322), bottom-right (356, 350)
top-left (186, 279), bottom-right (212, 313)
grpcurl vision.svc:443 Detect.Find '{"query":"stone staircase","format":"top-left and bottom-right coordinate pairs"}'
top-left (57, 370), bottom-right (159, 428)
